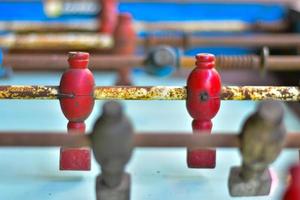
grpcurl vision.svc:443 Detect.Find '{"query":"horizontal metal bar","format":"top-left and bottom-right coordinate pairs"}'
top-left (0, 132), bottom-right (298, 149)
top-left (0, 86), bottom-right (299, 101)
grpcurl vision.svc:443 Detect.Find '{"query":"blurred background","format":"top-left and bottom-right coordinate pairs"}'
top-left (0, 0), bottom-right (298, 200)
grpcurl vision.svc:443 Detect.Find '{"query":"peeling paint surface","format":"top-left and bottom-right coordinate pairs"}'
top-left (93, 86), bottom-right (187, 100)
top-left (0, 85), bottom-right (58, 99)
top-left (221, 86), bottom-right (300, 101)
top-left (0, 85), bottom-right (299, 101)
top-left (0, 33), bottom-right (113, 50)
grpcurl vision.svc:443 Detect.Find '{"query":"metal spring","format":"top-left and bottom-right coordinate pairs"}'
top-left (216, 55), bottom-right (260, 70)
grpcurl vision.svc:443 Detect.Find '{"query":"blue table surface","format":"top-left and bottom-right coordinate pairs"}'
top-left (0, 70), bottom-right (298, 200)
top-left (0, 2), bottom-right (285, 22)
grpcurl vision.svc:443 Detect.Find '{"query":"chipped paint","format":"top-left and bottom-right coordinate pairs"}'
top-left (0, 33), bottom-right (113, 50)
top-left (0, 86), bottom-right (59, 99)
top-left (93, 86), bottom-right (187, 100)
top-left (0, 85), bottom-right (298, 101)
top-left (221, 86), bottom-right (300, 101)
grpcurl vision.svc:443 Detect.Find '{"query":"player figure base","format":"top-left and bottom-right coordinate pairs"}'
top-left (228, 166), bottom-right (271, 197)
top-left (96, 173), bottom-right (131, 200)
top-left (187, 149), bottom-right (216, 168)
top-left (59, 147), bottom-right (91, 171)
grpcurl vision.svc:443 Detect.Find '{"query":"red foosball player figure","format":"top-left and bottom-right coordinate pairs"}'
top-left (186, 53), bottom-right (221, 168)
top-left (283, 164), bottom-right (300, 200)
top-left (59, 52), bottom-right (95, 171)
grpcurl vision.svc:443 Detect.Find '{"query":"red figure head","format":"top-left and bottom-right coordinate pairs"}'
top-left (59, 52), bottom-right (95, 123)
top-left (68, 52), bottom-right (89, 69)
top-left (186, 53), bottom-right (221, 121)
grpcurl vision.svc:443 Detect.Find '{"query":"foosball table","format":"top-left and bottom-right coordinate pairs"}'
top-left (0, 1), bottom-right (299, 200)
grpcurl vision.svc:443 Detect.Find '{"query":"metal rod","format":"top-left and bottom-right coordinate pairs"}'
top-left (134, 133), bottom-right (300, 149)
top-left (0, 20), bottom-right (288, 33)
top-left (93, 86), bottom-right (300, 101)
top-left (215, 55), bottom-right (300, 71)
top-left (93, 86), bottom-right (187, 100)
top-left (134, 133), bottom-right (240, 148)
top-left (140, 34), bottom-right (300, 48)
top-left (0, 21), bottom-right (99, 33)
top-left (266, 56), bottom-right (300, 71)
top-left (2, 53), bottom-right (145, 71)
top-left (4, 53), bottom-right (300, 71)
top-left (0, 33), bottom-right (113, 50)
top-left (2, 33), bottom-right (300, 50)
top-left (135, 20), bottom-right (288, 33)
top-left (0, 132), bottom-right (299, 149)
top-left (0, 86), bottom-right (59, 99)
top-left (220, 86), bottom-right (300, 101)
top-left (0, 133), bottom-right (90, 147)
top-left (0, 86), bottom-right (299, 101)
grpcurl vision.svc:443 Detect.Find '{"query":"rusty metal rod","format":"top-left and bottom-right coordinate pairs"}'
top-left (184, 55), bottom-right (300, 70)
top-left (139, 34), bottom-right (300, 48)
top-left (265, 56), bottom-right (300, 71)
top-left (135, 20), bottom-right (289, 33)
top-left (182, 55), bottom-right (300, 71)
top-left (0, 85), bottom-right (299, 101)
top-left (0, 20), bottom-right (288, 33)
top-left (0, 21), bottom-right (99, 33)
top-left (0, 132), bottom-right (299, 148)
top-left (4, 53), bottom-right (300, 71)
top-left (2, 53), bottom-right (145, 71)
top-left (0, 33), bottom-right (113, 50)
top-left (0, 133), bottom-right (90, 147)
top-left (2, 33), bottom-right (300, 50)
top-left (0, 86), bottom-right (59, 99)
top-left (94, 86), bottom-right (300, 101)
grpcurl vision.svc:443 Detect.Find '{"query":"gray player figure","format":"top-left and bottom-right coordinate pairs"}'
top-left (90, 101), bottom-right (134, 200)
top-left (228, 100), bottom-right (286, 196)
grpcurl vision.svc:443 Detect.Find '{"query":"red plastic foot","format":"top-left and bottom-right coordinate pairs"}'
top-left (60, 147), bottom-right (91, 171)
top-left (187, 149), bottom-right (216, 168)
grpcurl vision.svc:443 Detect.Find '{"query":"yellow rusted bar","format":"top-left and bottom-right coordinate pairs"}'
top-left (0, 86), bottom-right (59, 99)
top-left (0, 85), bottom-right (299, 101)
top-left (0, 21), bottom-right (98, 32)
top-left (93, 86), bottom-right (300, 101)
top-left (93, 86), bottom-right (187, 100)
top-left (221, 86), bottom-right (300, 101)
top-left (0, 33), bottom-right (113, 50)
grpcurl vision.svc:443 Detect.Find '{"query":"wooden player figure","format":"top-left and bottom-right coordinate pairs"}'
top-left (228, 101), bottom-right (286, 196)
top-left (59, 52), bottom-right (95, 170)
top-left (186, 53), bottom-right (221, 168)
top-left (99, 0), bottom-right (118, 34)
top-left (113, 12), bottom-right (136, 85)
top-left (91, 101), bottom-right (134, 200)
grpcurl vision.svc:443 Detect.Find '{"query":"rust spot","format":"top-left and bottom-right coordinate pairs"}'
top-left (0, 86), bottom-right (58, 99)
top-left (0, 85), bottom-right (298, 102)
top-left (93, 86), bottom-right (187, 100)
top-left (2, 33), bottom-right (113, 50)
top-left (221, 86), bottom-right (300, 101)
